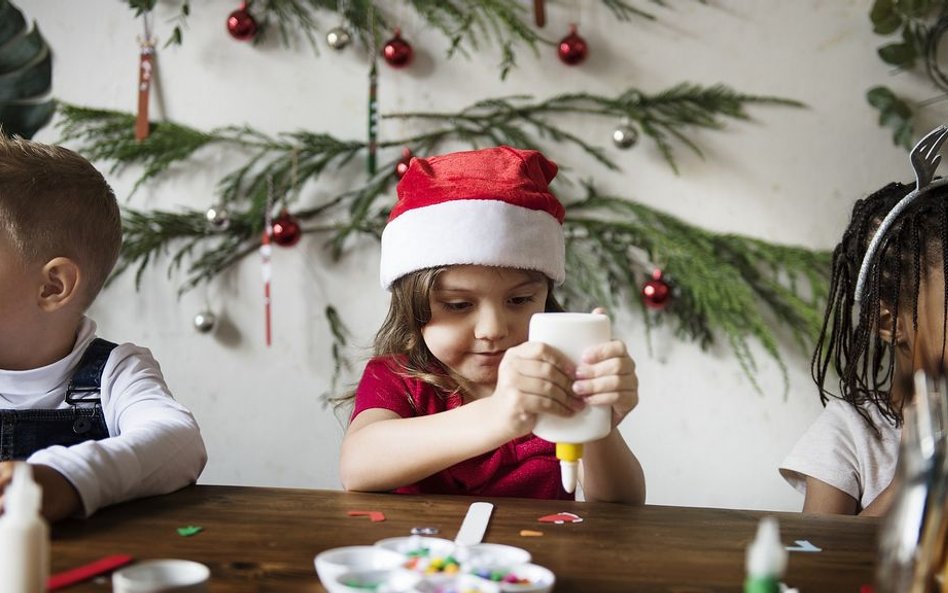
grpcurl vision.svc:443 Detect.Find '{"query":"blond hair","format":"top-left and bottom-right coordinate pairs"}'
top-left (0, 134), bottom-right (121, 309)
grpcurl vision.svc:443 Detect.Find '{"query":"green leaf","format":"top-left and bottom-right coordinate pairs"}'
top-left (0, 0), bottom-right (27, 47)
top-left (900, 0), bottom-right (933, 18)
top-left (870, 0), bottom-right (902, 34)
top-left (0, 100), bottom-right (54, 138)
top-left (877, 41), bottom-right (917, 67)
top-left (895, 122), bottom-right (915, 148)
top-left (867, 86), bottom-right (897, 110)
top-left (0, 46), bottom-right (50, 101)
top-left (0, 2), bottom-right (53, 138)
top-left (0, 25), bottom-right (46, 73)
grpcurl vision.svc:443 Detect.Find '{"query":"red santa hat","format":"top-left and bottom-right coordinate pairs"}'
top-left (380, 145), bottom-right (566, 289)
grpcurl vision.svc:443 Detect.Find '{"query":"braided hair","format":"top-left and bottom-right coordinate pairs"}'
top-left (812, 181), bottom-right (948, 432)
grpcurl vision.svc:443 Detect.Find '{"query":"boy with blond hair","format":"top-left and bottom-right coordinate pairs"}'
top-left (0, 134), bottom-right (206, 521)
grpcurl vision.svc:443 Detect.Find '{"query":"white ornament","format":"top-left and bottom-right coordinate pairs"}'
top-left (326, 26), bottom-right (351, 50)
top-left (612, 123), bottom-right (639, 149)
top-left (205, 206), bottom-right (230, 231)
top-left (193, 311), bottom-right (217, 334)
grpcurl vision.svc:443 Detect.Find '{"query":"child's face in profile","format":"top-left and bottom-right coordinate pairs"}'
top-left (0, 231), bottom-right (43, 369)
top-left (422, 265), bottom-right (548, 399)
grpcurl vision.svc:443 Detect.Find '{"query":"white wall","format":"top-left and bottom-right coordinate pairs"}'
top-left (19, 0), bottom-right (935, 510)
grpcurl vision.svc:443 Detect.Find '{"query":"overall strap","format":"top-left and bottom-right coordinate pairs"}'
top-left (64, 338), bottom-right (119, 405)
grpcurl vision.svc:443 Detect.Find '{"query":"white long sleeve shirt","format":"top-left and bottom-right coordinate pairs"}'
top-left (0, 317), bottom-right (207, 516)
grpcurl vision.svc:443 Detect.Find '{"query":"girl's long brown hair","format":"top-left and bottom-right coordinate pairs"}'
top-left (333, 267), bottom-right (563, 415)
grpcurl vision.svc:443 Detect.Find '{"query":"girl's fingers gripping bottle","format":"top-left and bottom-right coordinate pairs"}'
top-left (529, 312), bottom-right (612, 494)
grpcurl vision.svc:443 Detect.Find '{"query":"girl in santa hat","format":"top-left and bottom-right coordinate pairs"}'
top-left (338, 146), bottom-right (645, 504)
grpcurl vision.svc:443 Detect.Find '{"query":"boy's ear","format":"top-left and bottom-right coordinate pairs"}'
top-left (38, 257), bottom-right (81, 312)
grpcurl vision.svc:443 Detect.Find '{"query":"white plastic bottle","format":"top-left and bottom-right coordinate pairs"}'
top-left (529, 312), bottom-right (612, 493)
top-left (0, 463), bottom-right (50, 593)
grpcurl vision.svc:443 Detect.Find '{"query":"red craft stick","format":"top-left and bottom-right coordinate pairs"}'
top-left (48, 554), bottom-right (134, 591)
top-left (347, 510), bottom-right (386, 522)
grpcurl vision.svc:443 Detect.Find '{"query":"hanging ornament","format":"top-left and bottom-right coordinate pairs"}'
top-left (382, 28), bottom-right (413, 68)
top-left (135, 13), bottom-right (155, 142)
top-left (612, 119), bottom-right (639, 149)
top-left (227, 2), bottom-right (258, 41)
top-left (558, 24), bottom-right (588, 66)
top-left (641, 269), bottom-right (672, 310)
top-left (193, 311), bottom-right (217, 334)
top-left (326, 26), bottom-right (351, 50)
top-left (395, 147), bottom-right (413, 178)
top-left (271, 210), bottom-right (302, 247)
top-left (533, 0), bottom-right (546, 27)
top-left (205, 206), bottom-right (231, 231)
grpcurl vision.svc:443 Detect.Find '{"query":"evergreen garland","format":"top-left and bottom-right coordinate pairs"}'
top-left (56, 82), bottom-right (823, 390)
top-left (121, 0), bottom-right (688, 77)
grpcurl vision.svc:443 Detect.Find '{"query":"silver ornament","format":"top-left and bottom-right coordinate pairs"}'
top-left (326, 26), bottom-right (351, 50)
top-left (193, 311), bottom-right (217, 334)
top-left (612, 123), bottom-right (639, 149)
top-left (205, 206), bottom-right (230, 231)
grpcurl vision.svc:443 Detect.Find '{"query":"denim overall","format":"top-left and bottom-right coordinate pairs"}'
top-left (0, 338), bottom-right (116, 461)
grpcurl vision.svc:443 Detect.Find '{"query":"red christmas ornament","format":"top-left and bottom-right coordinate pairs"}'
top-left (395, 147), bottom-right (413, 178)
top-left (271, 210), bottom-right (302, 247)
top-left (641, 269), bottom-right (671, 310)
top-left (557, 24), bottom-right (588, 66)
top-left (382, 28), bottom-right (413, 68)
top-left (227, 3), bottom-right (258, 41)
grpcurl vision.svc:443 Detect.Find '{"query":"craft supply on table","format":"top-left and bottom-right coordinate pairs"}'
top-left (112, 559), bottom-right (210, 593)
top-left (48, 554), bottom-right (134, 591)
top-left (0, 463), bottom-right (49, 593)
top-left (315, 504), bottom-right (554, 592)
top-left (744, 517), bottom-right (788, 593)
top-left (528, 313), bottom-right (613, 493)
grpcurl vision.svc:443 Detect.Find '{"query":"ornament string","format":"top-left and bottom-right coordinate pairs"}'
top-left (135, 11), bottom-right (156, 142)
top-left (261, 176), bottom-right (274, 347)
top-left (367, 5), bottom-right (378, 176)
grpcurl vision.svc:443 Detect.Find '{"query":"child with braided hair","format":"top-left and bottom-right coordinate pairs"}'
top-left (780, 126), bottom-right (948, 516)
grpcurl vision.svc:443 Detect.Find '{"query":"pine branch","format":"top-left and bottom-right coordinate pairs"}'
top-left (562, 185), bottom-right (831, 393)
top-left (119, 0), bottom-right (680, 75)
top-left (57, 104), bottom-right (215, 193)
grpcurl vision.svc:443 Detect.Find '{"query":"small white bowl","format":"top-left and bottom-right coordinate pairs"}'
top-left (375, 535), bottom-right (457, 558)
top-left (112, 559), bottom-right (210, 593)
top-left (466, 543), bottom-right (532, 569)
top-left (315, 545), bottom-right (406, 590)
top-left (332, 568), bottom-right (420, 593)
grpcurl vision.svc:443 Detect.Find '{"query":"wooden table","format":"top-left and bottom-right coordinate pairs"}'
top-left (51, 485), bottom-right (878, 592)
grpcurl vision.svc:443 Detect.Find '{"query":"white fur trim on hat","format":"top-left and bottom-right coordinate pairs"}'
top-left (380, 199), bottom-right (565, 289)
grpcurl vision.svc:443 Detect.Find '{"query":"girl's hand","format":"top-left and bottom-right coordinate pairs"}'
top-left (572, 339), bottom-right (639, 428)
top-left (489, 341), bottom-right (583, 439)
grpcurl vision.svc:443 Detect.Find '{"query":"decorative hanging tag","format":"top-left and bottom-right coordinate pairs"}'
top-left (261, 178), bottom-right (274, 347)
top-left (367, 60), bottom-right (378, 175)
top-left (135, 17), bottom-right (156, 142)
top-left (367, 5), bottom-right (378, 175)
top-left (534, 0), bottom-right (546, 27)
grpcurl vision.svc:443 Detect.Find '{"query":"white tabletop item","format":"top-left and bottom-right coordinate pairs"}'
top-left (111, 559), bottom-right (210, 593)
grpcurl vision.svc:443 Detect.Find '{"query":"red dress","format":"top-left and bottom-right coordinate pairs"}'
top-left (353, 356), bottom-right (573, 500)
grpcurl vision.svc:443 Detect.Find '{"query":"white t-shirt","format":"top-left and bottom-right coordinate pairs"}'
top-left (0, 317), bottom-right (207, 516)
top-left (779, 398), bottom-right (900, 510)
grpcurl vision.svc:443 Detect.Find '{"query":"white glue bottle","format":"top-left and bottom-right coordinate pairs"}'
top-left (529, 312), bottom-right (612, 494)
top-left (0, 463), bottom-right (50, 593)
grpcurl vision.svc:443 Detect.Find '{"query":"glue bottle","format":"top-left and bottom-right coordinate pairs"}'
top-left (744, 516), bottom-right (787, 593)
top-left (0, 463), bottom-right (50, 593)
top-left (529, 312), bottom-right (612, 494)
